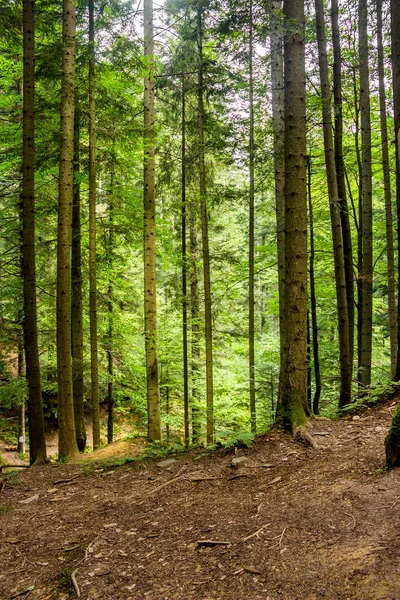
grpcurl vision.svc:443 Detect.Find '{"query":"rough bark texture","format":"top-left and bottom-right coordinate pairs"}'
top-left (307, 156), bottom-right (321, 415)
top-left (181, 77), bottom-right (189, 447)
top-left (22, 0), bottom-right (47, 465)
top-left (190, 201), bottom-right (201, 445)
top-left (315, 0), bottom-right (352, 408)
top-left (376, 0), bottom-right (396, 377)
top-left (276, 0), bottom-right (309, 432)
top-left (358, 0), bottom-right (373, 390)
top-left (88, 0), bottom-right (100, 450)
top-left (17, 335), bottom-right (26, 455)
top-left (271, 0), bottom-right (285, 408)
top-left (144, 0), bottom-right (161, 441)
top-left (107, 167), bottom-right (115, 445)
top-left (249, 0), bottom-right (256, 433)
top-left (71, 100), bottom-right (86, 452)
top-left (197, 3), bottom-right (214, 445)
top-left (331, 0), bottom-right (355, 367)
top-left (57, 0), bottom-right (79, 460)
top-left (392, 0), bottom-right (400, 382)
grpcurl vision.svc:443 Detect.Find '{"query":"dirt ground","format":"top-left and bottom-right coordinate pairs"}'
top-left (1, 402), bottom-right (400, 600)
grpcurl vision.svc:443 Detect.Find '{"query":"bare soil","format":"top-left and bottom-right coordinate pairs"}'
top-left (1, 401), bottom-right (400, 600)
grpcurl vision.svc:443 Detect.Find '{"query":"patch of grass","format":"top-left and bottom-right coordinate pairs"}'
top-left (0, 505), bottom-right (13, 514)
top-left (58, 568), bottom-right (74, 593)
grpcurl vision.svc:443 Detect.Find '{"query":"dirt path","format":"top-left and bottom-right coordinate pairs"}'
top-left (1, 402), bottom-right (400, 600)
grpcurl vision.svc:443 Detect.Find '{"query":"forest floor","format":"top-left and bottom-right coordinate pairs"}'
top-left (1, 401), bottom-right (400, 600)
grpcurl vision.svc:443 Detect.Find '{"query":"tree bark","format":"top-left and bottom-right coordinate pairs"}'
top-left (190, 199), bottom-right (201, 444)
top-left (249, 0), bottom-right (256, 433)
top-left (17, 334), bottom-right (25, 455)
top-left (88, 0), bottom-right (100, 450)
top-left (197, 2), bottom-right (214, 445)
top-left (22, 0), bottom-right (47, 465)
top-left (144, 0), bottom-right (161, 441)
top-left (307, 156), bottom-right (321, 415)
top-left (276, 0), bottom-right (309, 431)
top-left (107, 163), bottom-right (115, 445)
top-left (393, 0), bottom-right (400, 381)
top-left (377, 0), bottom-right (396, 377)
top-left (331, 0), bottom-right (355, 367)
top-left (71, 99), bottom-right (86, 452)
top-left (315, 0), bottom-right (352, 408)
top-left (270, 0), bottom-right (285, 407)
top-left (358, 0), bottom-right (373, 390)
top-left (57, 0), bottom-right (78, 460)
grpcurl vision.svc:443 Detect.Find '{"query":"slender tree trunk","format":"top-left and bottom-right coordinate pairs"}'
top-left (197, 3), bottom-right (214, 445)
top-left (276, 0), bottom-right (309, 431)
top-left (22, 0), bottom-right (47, 465)
top-left (181, 76), bottom-right (189, 447)
top-left (385, 0), bottom-right (400, 469)
top-left (377, 0), bottom-right (397, 377)
top-left (144, 0), bottom-right (161, 441)
top-left (107, 166), bottom-right (115, 444)
top-left (190, 201), bottom-right (201, 444)
top-left (307, 156), bottom-right (321, 414)
top-left (358, 0), bottom-right (373, 390)
top-left (249, 0), bottom-right (256, 433)
top-left (315, 0), bottom-right (352, 408)
top-left (57, 0), bottom-right (78, 459)
top-left (393, 0), bottom-right (400, 382)
top-left (331, 0), bottom-right (355, 367)
top-left (271, 0), bottom-right (285, 407)
top-left (71, 100), bottom-right (86, 452)
top-left (88, 0), bottom-right (100, 449)
top-left (17, 334), bottom-right (25, 455)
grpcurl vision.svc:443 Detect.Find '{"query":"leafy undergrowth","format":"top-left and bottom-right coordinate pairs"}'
top-left (1, 401), bottom-right (400, 600)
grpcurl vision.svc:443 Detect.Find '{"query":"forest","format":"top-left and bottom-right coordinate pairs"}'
top-left (1, 0), bottom-right (400, 469)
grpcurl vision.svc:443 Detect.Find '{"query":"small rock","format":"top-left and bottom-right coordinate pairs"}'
top-left (156, 458), bottom-right (177, 468)
top-left (375, 426), bottom-right (383, 432)
top-left (231, 456), bottom-right (249, 466)
top-left (19, 494), bottom-right (39, 504)
top-left (352, 416), bottom-right (360, 421)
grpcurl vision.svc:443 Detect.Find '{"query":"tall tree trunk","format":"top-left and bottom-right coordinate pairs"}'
top-left (315, 0), bottom-right (352, 408)
top-left (271, 0), bottom-right (285, 407)
top-left (181, 76), bottom-right (189, 447)
top-left (197, 2), bottom-right (214, 445)
top-left (57, 0), bottom-right (78, 459)
top-left (307, 156), bottom-right (321, 414)
top-left (358, 0), bottom-right (373, 390)
top-left (144, 0), bottom-right (161, 441)
top-left (22, 0), bottom-right (47, 465)
top-left (107, 164), bottom-right (115, 444)
top-left (377, 0), bottom-right (397, 377)
top-left (71, 100), bottom-right (86, 452)
top-left (385, 0), bottom-right (400, 469)
top-left (88, 0), bottom-right (100, 450)
top-left (331, 0), bottom-right (355, 367)
top-left (276, 0), bottom-right (309, 431)
top-left (249, 0), bottom-right (256, 433)
top-left (190, 201), bottom-right (201, 444)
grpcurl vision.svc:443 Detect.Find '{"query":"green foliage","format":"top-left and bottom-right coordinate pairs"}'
top-left (58, 568), bottom-right (74, 593)
top-left (0, 378), bottom-right (28, 410)
top-left (212, 428), bottom-right (255, 450)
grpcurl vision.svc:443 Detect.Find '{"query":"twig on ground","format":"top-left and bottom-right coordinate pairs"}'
top-left (10, 585), bottom-right (34, 598)
top-left (71, 568), bottom-right (81, 598)
top-left (148, 475), bottom-right (185, 495)
top-left (85, 536), bottom-right (99, 560)
top-left (241, 523), bottom-right (271, 543)
top-left (344, 513), bottom-right (356, 529)
top-left (196, 539), bottom-right (231, 547)
top-left (53, 475), bottom-right (80, 486)
top-left (278, 527), bottom-right (287, 548)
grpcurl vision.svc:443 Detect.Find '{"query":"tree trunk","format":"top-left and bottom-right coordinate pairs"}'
top-left (17, 334), bottom-right (25, 455)
top-left (71, 99), bottom-right (86, 452)
top-left (181, 76), bottom-right (189, 447)
top-left (377, 0), bottom-right (396, 377)
top-left (197, 3), bottom-right (214, 445)
top-left (393, 0), bottom-right (400, 381)
top-left (315, 0), bottom-right (352, 408)
top-left (249, 0), bottom-right (256, 433)
top-left (22, 0), bottom-right (47, 465)
top-left (107, 165), bottom-right (115, 445)
top-left (190, 200), bottom-right (201, 444)
top-left (358, 0), bottom-right (373, 390)
top-left (307, 156), bottom-right (321, 415)
top-left (331, 0), bottom-right (355, 368)
top-left (270, 0), bottom-right (285, 407)
top-left (88, 0), bottom-right (100, 450)
top-left (144, 0), bottom-right (161, 441)
top-left (276, 0), bottom-right (309, 432)
top-left (57, 0), bottom-right (78, 460)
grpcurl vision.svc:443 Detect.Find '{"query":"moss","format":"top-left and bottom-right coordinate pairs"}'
top-left (0, 505), bottom-right (13, 514)
top-left (385, 404), bottom-right (400, 469)
top-left (276, 389), bottom-right (308, 433)
top-left (58, 568), bottom-right (74, 593)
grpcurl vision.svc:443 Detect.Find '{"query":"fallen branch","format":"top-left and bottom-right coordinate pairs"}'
top-left (196, 539), bottom-right (231, 547)
top-left (10, 585), bottom-right (35, 598)
top-left (53, 475), bottom-right (80, 486)
top-left (71, 568), bottom-right (81, 598)
top-left (148, 475), bottom-right (185, 495)
top-left (241, 523), bottom-right (271, 543)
